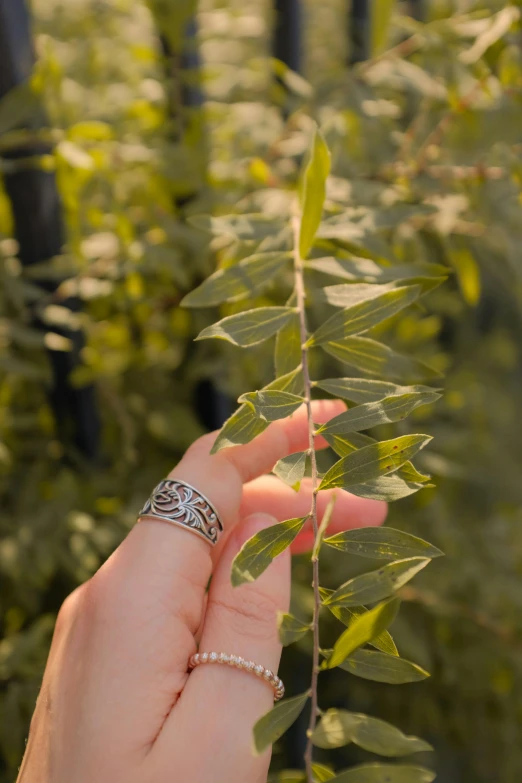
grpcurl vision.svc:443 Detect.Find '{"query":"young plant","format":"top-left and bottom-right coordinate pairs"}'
top-left (182, 128), bottom-right (445, 783)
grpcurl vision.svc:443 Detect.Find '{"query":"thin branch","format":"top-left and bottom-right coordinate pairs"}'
top-left (291, 214), bottom-right (320, 783)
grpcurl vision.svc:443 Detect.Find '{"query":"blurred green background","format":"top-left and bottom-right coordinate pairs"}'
top-left (1, 0), bottom-right (522, 781)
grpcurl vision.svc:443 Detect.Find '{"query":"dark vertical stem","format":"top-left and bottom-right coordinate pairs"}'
top-left (273, 0), bottom-right (302, 73)
top-left (349, 0), bottom-right (370, 65)
top-left (0, 0), bottom-right (100, 460)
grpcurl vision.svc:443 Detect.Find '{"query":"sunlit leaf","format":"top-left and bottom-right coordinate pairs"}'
top-left (314, 378), bottom-right (439, 405)
top-left (449, 246), bottom-right (481, 306)
top-left (0, 82), bottom-right (41, 136)
top-left (181, 251), bottom-right (291, 307)
top-left (275, 313), bottom-right (302, 377)
top-left (323, 278), bottom-right (443, 306)
top-left (339, 649), bottom-right (429, 684)
top-left (196, 307), bottom-right (296, 347)
top-left (188, 213), bottom-right (285, 240)
top-left (313, 708), bottom-right (432, 755)
top-left (211, 369), bottom-right (303, 453)
top-left (313, 763), bottom-right (337, 782)
top-left (273, 451), bottom-right (308, 490)
top-left (315, 392), bottom-right (440, 436)
top-left (328, 764), bottom-right (436, 782)
top-left (326, 599), bottom-right (400, 668)
top-left (278, 611), bottom-right (312, 646)
top-left (322, 337), bottom-right (441, 383)
top-left (240, 390), bottom-right (304, 421)
top-left (231, 517), bottom-right (307, 586)
top-left (299, 128), bottom-right (331, 259)
top-left (320, 588), bottom-right (398, 655)
top-left (310, 286), bottom-right (421, 345)
top-left (324, 528), bottom-right (444, 560)
top-left (319, 435), bottom-right (432, 491)
top-left (305, 257), bottom-right (449, 284)
top-left (322, 558), bottom-right (430, 608)
top-left (253, 691), bottom-right (310, 755)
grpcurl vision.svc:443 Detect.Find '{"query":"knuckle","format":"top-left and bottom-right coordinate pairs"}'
top-left (211, 588), bottom-right (280, 641)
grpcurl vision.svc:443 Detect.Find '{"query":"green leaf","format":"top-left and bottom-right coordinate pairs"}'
top-left (321, 282), bottom-right (397, 308)
top-left (196, 307), bottom-right (296, 347)
top-left (313, 495), bottom-right (336, 560)
top-left (267, 772), bottom-right (306, 783)
top-left (371, 0), bottom-right (397, 56)
top-left (277, 611), bottom-right (312, 646)
top-left (240, 390), bottom-right (304, 421)
top-left (188, 213), bottom-right (285, 241)
top-left (313, 765), bottom-right (336, 782)
top-left (319, 435), bottom-right (432, 491)
top-left (322, 337), bottom-right (441, 383)
top-left (322, 558), bottom-right (430, 608)
top-left (275, 313), bottom-right (302, 376)
top-left (299, 128), bottom-right (331, 259)
top-left (315, 379), bottom-right (439, 405)
top-left (326, 599), bottom-right (400, 668)
top-left (319, 590), bottom-right (398, 656)
top-left (328, 764), bottom-right (436, 783)
top-left (339, 649), bottom-right (429, 684)
top-left (315, 392), bottom-right (440, 436)
top-left (323, 434), bottom-right (430, 501)
top-left (305, 257), bottom-right (449, 284)
top-left (211, 369), bottom-right (303, 453)
top-left (324, 528), bottom-right (444, 560)
top-left (253, 691), bottom-right (310, 755)
top-left (309, 286), bottom-right (422, 345)
top-left (231, 517), bottom-right (307, 586)
top-left (273, 451), bottom-right (308, 490)
top-left (313, 709), bottom-right (432, 755)
top-left (181, 251), bottom-right (291, 307)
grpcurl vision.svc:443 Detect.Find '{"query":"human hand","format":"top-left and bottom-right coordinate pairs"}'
top-left (18, 400), bottom-right (386, 783)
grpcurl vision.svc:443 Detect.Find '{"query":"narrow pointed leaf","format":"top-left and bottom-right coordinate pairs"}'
top-left (339, 649), bottom-right (430, 684)
top-left (211, 368), bottom-right (303, 453)
top-left (329, 764), bottom-right (436, 783)
top-left (313, 764), bottom-right (336, 782)
top-left (305, 256), bottom-right (449, 284)
top-left (323, 558), bottom-right (430, 608)
top-left (240, 390), bottom-right (304, 421)
top-left (196, 307), bottom-right (296, 347)
top-left (324, 528), bottom-right (443, 561)
top-left (310, 286), bottom-right (422, 345)
top-left (322, 337), bottom-right (441, 383)
top-left (181, 251), bottom-right (291, 307)
top-left (320, 589), bottom-right (398, 656)
top-left (313, 709), bottom-right (432, 755)
top-left (316, 392), bottom-right (440, 436)
top-left (273, 451), bottom-right (308, 490)
top-left (231, 517), bottom-right (307, 586)
top-left (322, 282), bottom-right (398, 308)
top-left (313, 495), bottom-right (336, 559)
top-left (275, 313), bottom-right (302, 376)
top-left (319, 435), bottom-right (432, 491)
top-left (277, 611), bottom-right (312, 646)
top-left (253, 691), bottom-right (310, 755)
top-left (299, 128), bottom-right (331, 259)
top-left (327, 599), bottom-right (400, 669)
top-left (315, 378), bottom-right (439, 405)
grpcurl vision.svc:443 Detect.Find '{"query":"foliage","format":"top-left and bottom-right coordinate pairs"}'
top-left (0, 0), bottom-right (522, 782)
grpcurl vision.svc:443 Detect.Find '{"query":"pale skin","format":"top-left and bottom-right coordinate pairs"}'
top-left (18, 400), bottom-right (387, 783)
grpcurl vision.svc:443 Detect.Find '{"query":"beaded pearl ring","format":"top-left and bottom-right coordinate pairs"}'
top-left (189, 652), bottom-right (285, 701)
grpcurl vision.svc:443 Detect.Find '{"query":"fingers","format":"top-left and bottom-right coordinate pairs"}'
top-left (152, 513), bottom-right (289, 783)
top-left (67, 400), bottom-right (343, 752)
top-left (241, 475), bottom-right (388, 554)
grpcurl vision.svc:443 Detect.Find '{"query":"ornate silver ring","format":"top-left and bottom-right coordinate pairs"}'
top-left (138, 479), bottom-right (223, 546)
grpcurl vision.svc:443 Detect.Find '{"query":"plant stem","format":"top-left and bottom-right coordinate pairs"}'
top-left (291, 214), bottom-right (320, 783)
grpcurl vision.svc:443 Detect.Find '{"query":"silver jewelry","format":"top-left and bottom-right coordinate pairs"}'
top-left (138, 479), bottom-right (223, 546)
top-left (189, 652), bottom-right (285, 701)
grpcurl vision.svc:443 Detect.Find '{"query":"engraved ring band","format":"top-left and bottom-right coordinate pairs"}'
top-left (137, 478), bottom-right (224, 547)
